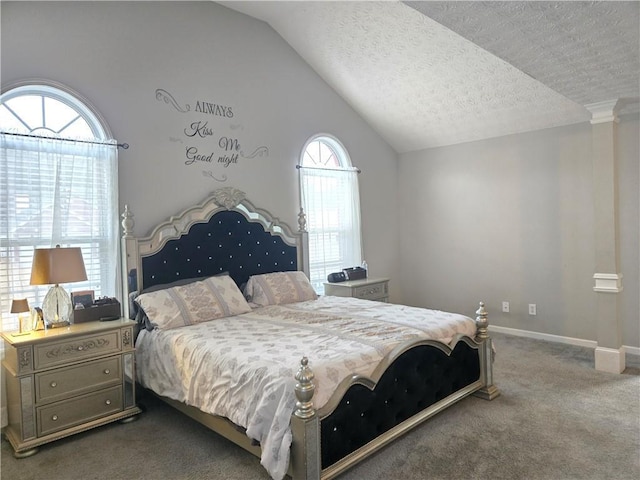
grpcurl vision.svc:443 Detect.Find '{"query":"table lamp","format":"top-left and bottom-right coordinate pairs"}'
top-left (10, 298), bottom-right (31, 335)
top-left (30, 245), bottom-right (87, 328)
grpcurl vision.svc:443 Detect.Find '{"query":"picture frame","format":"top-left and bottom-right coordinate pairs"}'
top-left (72, 290), bottom-right (95, 308)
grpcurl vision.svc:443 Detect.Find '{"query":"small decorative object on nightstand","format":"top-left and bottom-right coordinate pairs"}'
top-left (324, 277), bottom-right (390, 302)
top-left (10, 298), bottom-right (31, 336)
top-left (1, 319), bottom-right (142, 458)
top-left (29, 245), bottom-right (88, 328)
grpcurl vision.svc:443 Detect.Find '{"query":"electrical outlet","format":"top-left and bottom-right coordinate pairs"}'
top-left (502, 301), bottom-right (510, 313)
top-left (529, 304), bottom-right (537, 315)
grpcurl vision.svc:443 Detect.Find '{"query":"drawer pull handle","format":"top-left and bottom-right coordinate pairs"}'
top-left (52, 415), bottom-right (58, 421)
top-left (105, 400), bottom-right (111, 405)
top-left (361, 289), bottom-right (376, 295)
top-left (50, 381), bottom-right (57, 388)
top-left (103, 369), bottom-right (110, 375)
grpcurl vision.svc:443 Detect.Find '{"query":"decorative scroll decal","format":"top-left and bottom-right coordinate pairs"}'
top-left (241, 146), bottom-right (269, 159)
top-left (202, 171), bottom-right (228, 182)
top-left (155, 89), bottom-right (190, 113)
top-left (155, 88), bottom-right (270, 183)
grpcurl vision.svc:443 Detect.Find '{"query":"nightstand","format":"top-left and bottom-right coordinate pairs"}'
top-left (324, 277), bottom-right (390, 302)
top-left (1, 319), bottom-right (142, 458)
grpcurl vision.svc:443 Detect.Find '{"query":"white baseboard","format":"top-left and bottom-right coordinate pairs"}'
top-left (489, 325), bottom-right (597, 348)
top-left (624, 345), bottom-right (640, 356)
top-left (489, 325), bottom-right (640, 358)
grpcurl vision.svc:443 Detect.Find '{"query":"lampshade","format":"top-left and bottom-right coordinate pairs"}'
top-left (30, 245), bottom-right (87, 285)
top-left (10, 298), bottom-right (30, 313)
top-left (29, 245), bottom-right (87, 328)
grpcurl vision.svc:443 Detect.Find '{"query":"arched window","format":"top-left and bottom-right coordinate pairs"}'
top-left (299, 135), bottom-right (362, 294)
top-left (0, 82), bottom-right (119, 331)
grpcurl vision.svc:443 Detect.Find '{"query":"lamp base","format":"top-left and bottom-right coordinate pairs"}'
top-left (12, 314), bottom-right (34, 335)
top-left (42, 284), bottom-right (73, 328)
top-left (47, 320), bottom-right (71, 329)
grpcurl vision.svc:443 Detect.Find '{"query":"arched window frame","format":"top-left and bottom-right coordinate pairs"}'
top-left (0, 80), bottom-right (120, 332)
top-left (299, 134), bottom-right (363, 294)
top-left (1, 81), bottom-right (112, 140)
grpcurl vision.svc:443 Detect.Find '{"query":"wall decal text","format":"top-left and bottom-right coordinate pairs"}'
top-left (155, 88), bottom-right (269, 183)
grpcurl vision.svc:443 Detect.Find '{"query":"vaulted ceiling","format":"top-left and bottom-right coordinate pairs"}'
top-left (219, 1), bottom-right (640, 153)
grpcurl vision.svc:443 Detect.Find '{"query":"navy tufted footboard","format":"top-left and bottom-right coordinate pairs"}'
top-left (319, 340), bottom-right (480, 469)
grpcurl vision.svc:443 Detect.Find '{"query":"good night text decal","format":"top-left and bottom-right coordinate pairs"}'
top-left (155, 88), bottom-right (269, 182)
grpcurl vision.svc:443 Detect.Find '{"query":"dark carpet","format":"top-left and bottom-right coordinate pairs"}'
top-left (2, 332), bottom-right (639, 480)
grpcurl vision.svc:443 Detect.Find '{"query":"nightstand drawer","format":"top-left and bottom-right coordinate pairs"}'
top-left (37, 386), bottom-right (123, 436)
top-left (34, 331), bottom-right (121, 369)
top-left (354, 282), bottom-right (387, 300)
top-left (36, 356), bottom-right (121, 404)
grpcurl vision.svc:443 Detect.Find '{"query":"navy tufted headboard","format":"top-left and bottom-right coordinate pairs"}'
top-left (141, 210), bottom-right (298, 290)
top-left (121, 187), bottom-right (309, 317)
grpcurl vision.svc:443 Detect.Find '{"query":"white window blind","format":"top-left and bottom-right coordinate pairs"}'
top-left (299, 136), bottom-right (362, 294)
top-left (0, 85), bottom-right (119, 332)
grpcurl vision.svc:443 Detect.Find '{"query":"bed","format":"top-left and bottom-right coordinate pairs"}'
top-left (121, 187), bottom-right (499, 480)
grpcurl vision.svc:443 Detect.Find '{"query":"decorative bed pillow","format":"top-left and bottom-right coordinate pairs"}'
top-left (129, 276), bottom-right (210, 320)
top-left (130, 273), bottom-right (231, 328)
top-left (244, 271), bottom-right (317, 307)
top-left (135, 274), bottom-right (251, 330)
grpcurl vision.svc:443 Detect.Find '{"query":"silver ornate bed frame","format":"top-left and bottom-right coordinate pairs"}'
top-left (121, 187), bottom-right (500, 480)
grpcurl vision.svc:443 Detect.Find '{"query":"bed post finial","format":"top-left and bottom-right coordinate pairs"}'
top-left (121, 205), bottom-right (135, 238)
top-left (294, 357), bottom-right (316, 419)
top-left (298, 207), bottom-right (307, 233)
top-left (475, 301), bottom-right (488, 341)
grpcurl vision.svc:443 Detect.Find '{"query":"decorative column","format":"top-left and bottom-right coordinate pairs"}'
top-left (585, 99), bottom-right (624, 373)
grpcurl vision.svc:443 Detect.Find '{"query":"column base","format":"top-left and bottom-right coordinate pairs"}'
top-left (473, 384), bottom-right (500, 401)
top-left (595, 346), bottom-right (625, 374)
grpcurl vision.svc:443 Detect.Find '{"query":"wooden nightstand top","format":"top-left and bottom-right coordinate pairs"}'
top-left (323, 277), bottom-right (390, 288)
top-left (1, 318), bottom-right (136, 347)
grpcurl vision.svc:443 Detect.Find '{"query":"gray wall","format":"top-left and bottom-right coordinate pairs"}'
top-left (2, 1), bottom-right (637, 347)
top-left (1, 1), bottom-right (400, 296)
top-left (398, 115), bottom-right (639, 348)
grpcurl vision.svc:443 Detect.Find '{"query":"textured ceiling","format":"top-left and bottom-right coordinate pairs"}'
top-left (219, 1), bottom-right (639, 153)
top-left (405, 1), bottom-right (640, 111)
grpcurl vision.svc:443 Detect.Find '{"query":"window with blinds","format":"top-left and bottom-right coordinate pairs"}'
top-left (0, 83), bottom-right (119, 332)
top-left (299, 135), bottom-right (363, 295)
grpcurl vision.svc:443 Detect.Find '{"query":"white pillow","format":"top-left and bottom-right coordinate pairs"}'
top-left (135, 275), bottom-right (251, 330)
top-left (244, 271), bottom-right (317, 307)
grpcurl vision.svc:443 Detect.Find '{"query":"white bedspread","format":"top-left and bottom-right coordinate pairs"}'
top-left (135, 296), bottom-right (476, 480)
